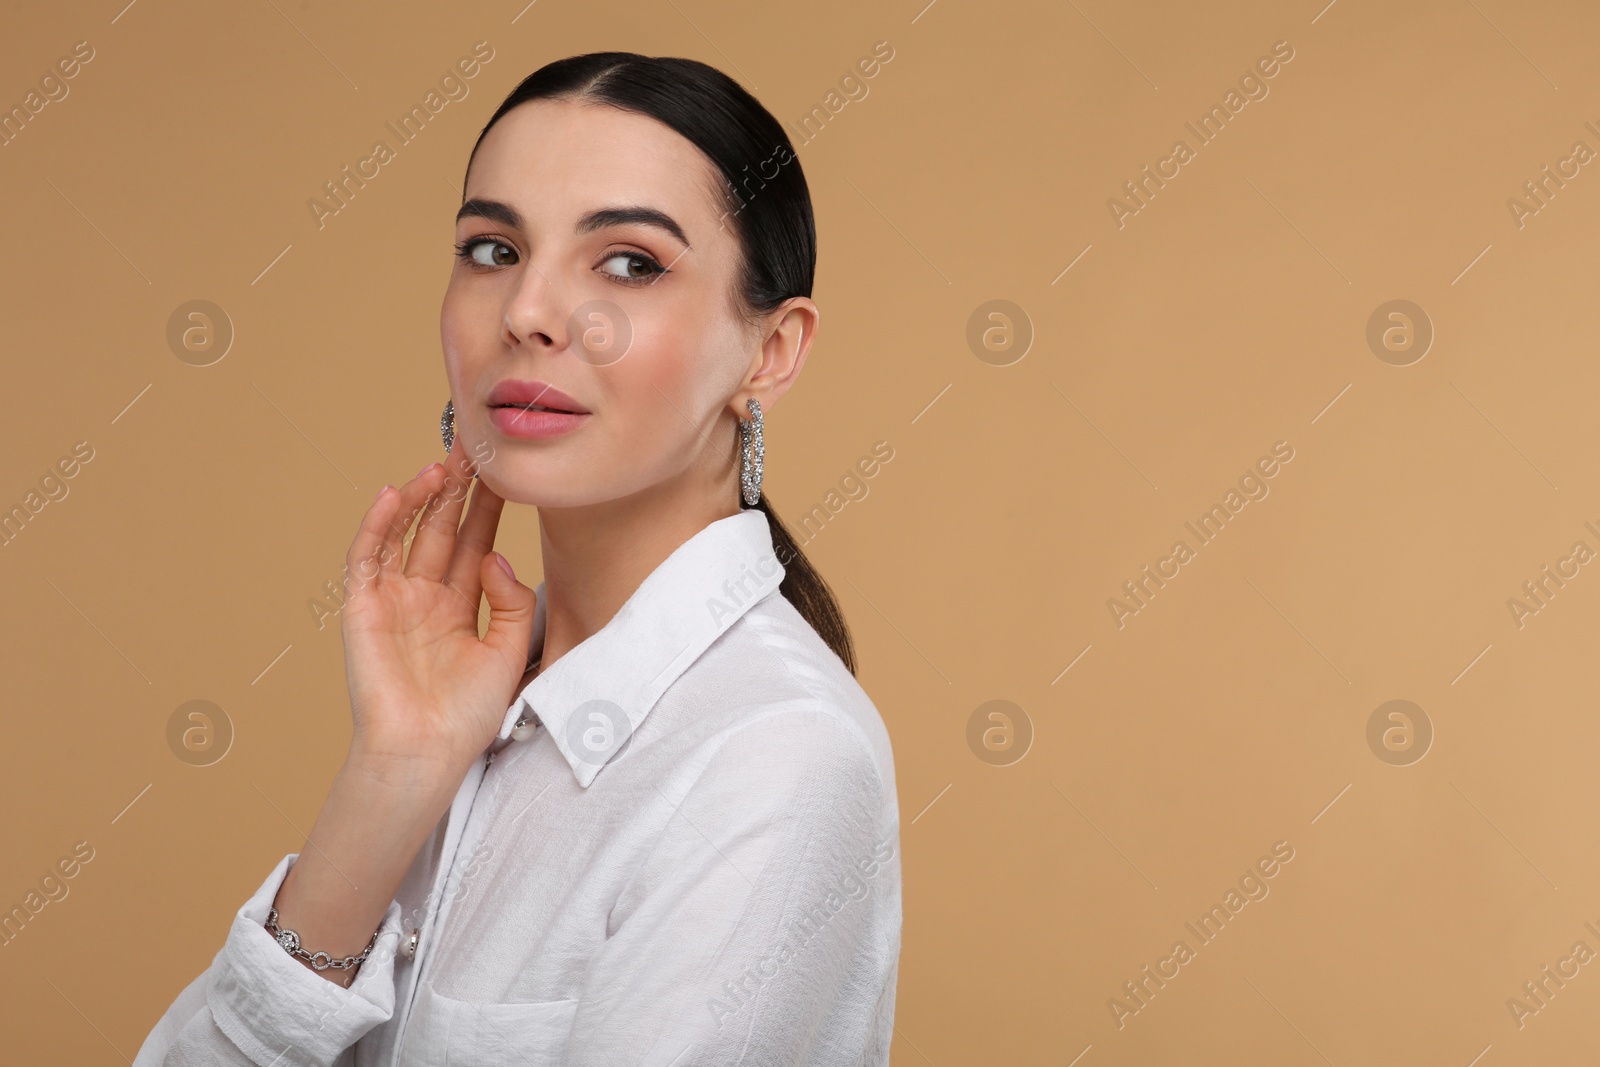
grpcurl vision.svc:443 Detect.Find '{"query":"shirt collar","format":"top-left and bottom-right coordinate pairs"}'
top-left (497, 508), bottom-right (787, 788)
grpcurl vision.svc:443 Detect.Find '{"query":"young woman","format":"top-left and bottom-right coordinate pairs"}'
top-left (132, 52), bottom-right (901, 1066)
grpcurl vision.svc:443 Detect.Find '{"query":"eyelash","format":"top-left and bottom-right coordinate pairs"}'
top-left (452, 236), bottom-right (669, 285)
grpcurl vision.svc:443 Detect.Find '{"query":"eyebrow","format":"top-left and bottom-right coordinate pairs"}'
top-left (455, 198), bottom-right (690, 248)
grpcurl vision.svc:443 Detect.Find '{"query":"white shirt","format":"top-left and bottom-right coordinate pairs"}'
top-left (132, 509), bottom-right (901, 1067)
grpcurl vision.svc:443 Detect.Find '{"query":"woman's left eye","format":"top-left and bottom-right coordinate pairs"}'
top-left (598, 251), bottom-right (666, 284)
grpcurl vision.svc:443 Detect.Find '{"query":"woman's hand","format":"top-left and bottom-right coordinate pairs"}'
top-left (339, 441), bottom-right (537, 785)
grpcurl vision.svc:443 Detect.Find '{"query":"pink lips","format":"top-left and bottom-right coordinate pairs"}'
top-left (486, 379), bottom-right (591, 440)
top-left (487, 379), bottom-right (590, 413)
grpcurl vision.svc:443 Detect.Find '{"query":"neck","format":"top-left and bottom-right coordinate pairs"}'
top-left (533, 465), bottom-right (740, 673)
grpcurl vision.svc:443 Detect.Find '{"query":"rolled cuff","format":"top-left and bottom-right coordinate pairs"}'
top-left (206, 853), bottom-right (405, 1067)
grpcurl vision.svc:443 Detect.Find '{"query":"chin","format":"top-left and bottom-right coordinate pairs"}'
top-left (472, 454), bottom-right (588, 509)
top-left (474, 462), bottom-right (543, 506)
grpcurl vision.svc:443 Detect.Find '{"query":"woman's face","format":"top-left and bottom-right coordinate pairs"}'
top-left (442, 96), bottom-right (794, 508)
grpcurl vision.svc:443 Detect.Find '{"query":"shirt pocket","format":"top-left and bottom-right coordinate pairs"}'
top-left (399, 981), bottom-right (579, 1066)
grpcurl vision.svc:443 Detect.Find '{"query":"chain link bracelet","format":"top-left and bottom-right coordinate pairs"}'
top-left (265, 906), bottom-right (380, 975)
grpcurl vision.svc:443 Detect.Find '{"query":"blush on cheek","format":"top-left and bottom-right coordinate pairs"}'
top-left (622, 326), bottom-right (702, 408)
top-left (439, 287), bottom-right (501, 373)
top-left (646, 314), bottom-right (745, 410)
top-left (608, 337), bottom-right (726, 464)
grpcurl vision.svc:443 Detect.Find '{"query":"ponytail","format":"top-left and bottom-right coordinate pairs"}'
top-left (748, 493), bottom-right (857, 676)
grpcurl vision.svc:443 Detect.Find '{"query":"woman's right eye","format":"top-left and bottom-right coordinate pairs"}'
top-left (455, 237), bottom-right (517, 268)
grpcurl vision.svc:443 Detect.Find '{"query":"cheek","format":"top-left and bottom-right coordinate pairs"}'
top-left (615, 315), bottom-right (729, 425)
top-left (439, 295), bottom-right (474, 379)
top-left (440, 288), bottom-right (500, 392)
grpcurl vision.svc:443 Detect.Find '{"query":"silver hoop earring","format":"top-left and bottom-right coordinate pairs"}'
top-left (440, 398), bottom-right (455, 454)
top-left (738, 397), bottom-right (764, 506)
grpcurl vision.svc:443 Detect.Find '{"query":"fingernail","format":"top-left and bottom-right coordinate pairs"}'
top-left (418, 462), bottom-right (438, 479)
top-left (376, 485), bottom-right (390, 501)
top-left (495, 553), bottom-right (515, 580)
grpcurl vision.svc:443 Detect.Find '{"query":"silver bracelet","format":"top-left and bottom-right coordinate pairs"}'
top-left (264, 906), bottom-right (380, 973)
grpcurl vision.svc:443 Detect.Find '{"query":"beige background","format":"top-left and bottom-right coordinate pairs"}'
top-left (4, 0), bottom-right (1599, 1062)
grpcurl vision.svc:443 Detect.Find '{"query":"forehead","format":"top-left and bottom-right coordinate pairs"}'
top-left (464, 97), bottom-right (732, 242)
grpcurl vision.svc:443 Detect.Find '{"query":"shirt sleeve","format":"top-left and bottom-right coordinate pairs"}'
top-left (563, 703), bottom-right (902, 1067)
top-left (132, 852), bottom-right (407, 1067)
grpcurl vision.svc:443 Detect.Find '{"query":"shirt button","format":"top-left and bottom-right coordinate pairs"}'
top-left (511, 714), bottom-right (539, 741)
top-left (402, 928), bottom-right (420, 959)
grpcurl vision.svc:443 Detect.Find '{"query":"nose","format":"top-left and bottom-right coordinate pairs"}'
top-left (501, 258), bottom-right (565, 351)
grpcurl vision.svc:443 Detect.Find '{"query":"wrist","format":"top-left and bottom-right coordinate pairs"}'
top-left (267, 758), bottom-right (459, 974)
top-left (265, 903), bottom-right (379, 984)
top-left (343, 740), bottom-right (472, 800)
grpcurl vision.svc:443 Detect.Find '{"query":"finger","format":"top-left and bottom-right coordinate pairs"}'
top-left (347, 484), bottom-right (407, 591)
top-left (407, 442), bottom-right (475, 581)
top-left (479, 550), bottom-right (537, 673)
top-left (375, 465), bottom-right (446, 578)
top-left (445, 475), bottom-right (506, 602)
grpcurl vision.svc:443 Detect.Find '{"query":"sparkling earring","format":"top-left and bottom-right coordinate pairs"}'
top-left (440, 398), bottom-right (455, 454)
top-left (738, 397), bottom-right (763, 506)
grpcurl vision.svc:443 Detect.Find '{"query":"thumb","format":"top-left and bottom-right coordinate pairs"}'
top-left (479, 551), bottom-right (537, 665)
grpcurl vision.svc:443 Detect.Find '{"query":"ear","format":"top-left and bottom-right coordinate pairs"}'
top-left (731, 297), bottom-right (818, 418)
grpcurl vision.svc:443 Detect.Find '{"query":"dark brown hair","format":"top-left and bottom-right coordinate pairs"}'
top-left (464, 52), bottom-right (857, 676)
